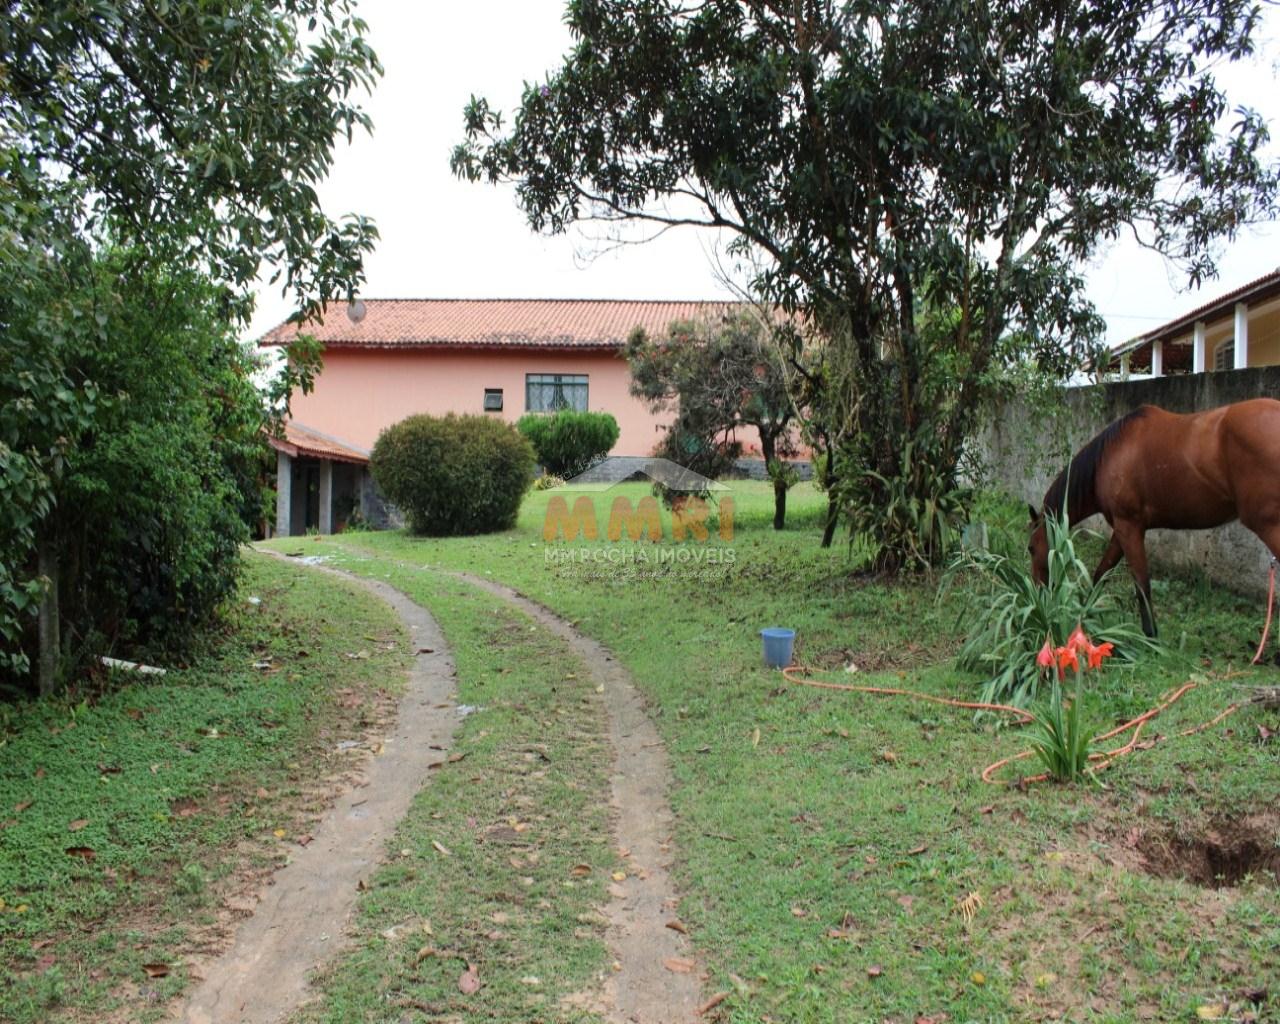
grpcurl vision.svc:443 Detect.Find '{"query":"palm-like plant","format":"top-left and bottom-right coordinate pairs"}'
top-left (944, 511), bottom-right (1157, 707)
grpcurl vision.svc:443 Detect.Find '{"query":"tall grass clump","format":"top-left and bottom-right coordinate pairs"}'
top-left (943, 510), bottom-right (1157, 707)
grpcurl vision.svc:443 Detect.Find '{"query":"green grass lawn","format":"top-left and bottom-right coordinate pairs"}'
top-left (290, 571), bottom-right (616, 1024)
top-left (0, 553), bottom-right (408, 1024)
top-left (267, 480), bottom-right (1280, 1024)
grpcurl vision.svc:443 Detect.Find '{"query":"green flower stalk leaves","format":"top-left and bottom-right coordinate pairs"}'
top-left (944, 510), bottom-right (1157, 707)
top-left (1026, 627), bottom-right (1113, 783)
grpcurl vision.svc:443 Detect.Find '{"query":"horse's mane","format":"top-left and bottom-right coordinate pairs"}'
top-left (1042, 407), bottom-right (1150, 522)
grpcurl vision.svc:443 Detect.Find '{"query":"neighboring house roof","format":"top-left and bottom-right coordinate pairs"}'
top-left (1112, 267), bottom-right (1280, 358)
top-left (268, 421), bottom-right (370, 464)
top-left (260, 298), bottom-right (742, 351)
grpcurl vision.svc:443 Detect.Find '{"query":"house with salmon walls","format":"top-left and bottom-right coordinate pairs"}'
top-left (260, 298), bottom-right (740, 536)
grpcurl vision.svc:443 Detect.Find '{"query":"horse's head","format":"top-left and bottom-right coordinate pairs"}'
top-left (1027, 504), bottom-right (1049, 586)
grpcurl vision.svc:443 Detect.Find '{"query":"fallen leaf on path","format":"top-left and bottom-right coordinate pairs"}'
top-left (141, 963), bottom-right (170, 978)
top-left (978, 805), bottom-right (994, 815)
top-left (1196, 1004), bottom-right (1227, 1020)
top-left (458, 968), bottom-right (480, 994)
top-left (908, 844), bottom-right (928, 856)
top-left (751, 727), bottom-right (761, 748)
top-left (663, 957), bottom-right (696, 974)
top-left (13, 800), bottom-right (32, 814)
top-left (790, 906), bottom-right (807, 918)
top-left (65, 846), bottom-right (96, 861)
top-left (273, 828), bottom-right (286, 839)
top-left (867, 964), bottom-right (883, 978)
top-left (296, 834), bottom-right (313, 847)
top-left (698, 992), bottom-right (728, 1015)
top-left (68, 819), bottom-right (88, 832)
top-left (570, 864), bottom-right (592, 877)
top-left (432, 840), bottom-right (452, 857)
top-left (882, 750), bottom-right (898, 763)
top-left (665, 919), bottom-right (688, 935)
top-left (415, 647), bottom-right (435, 655)
top-left (611, 870), bottom-right (627, 882)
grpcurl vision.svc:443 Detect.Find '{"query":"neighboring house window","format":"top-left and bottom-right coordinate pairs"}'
top-left (1213, 339), bottom-right (1234, 372)
top-left (483, 388), bottom-right (503, 411)
top-left (526, 373), bottom-right (588, 412)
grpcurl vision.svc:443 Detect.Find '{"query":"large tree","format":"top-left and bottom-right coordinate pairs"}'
top-left (453, 0), bottom-right (1278, 566)
top-left (626, 314), bottom-right (798, 529)
top-left (2, 0), bottom-right (380, 691)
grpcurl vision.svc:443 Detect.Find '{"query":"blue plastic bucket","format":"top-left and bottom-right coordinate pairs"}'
top-left (760, 628), bottom-right (796, 669)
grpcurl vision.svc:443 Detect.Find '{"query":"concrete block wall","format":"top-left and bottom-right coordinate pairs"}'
top-left (975, 366), bottom-right (1280, 598)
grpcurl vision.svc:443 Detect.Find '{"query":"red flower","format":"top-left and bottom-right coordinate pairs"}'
top-left (1086, 640), bottom-right (1114, 670)
top-left (1036, 638), bottom-right (1055, 670)
top-left (1066, 625), bottom-right (1090, 653)
top-left (1055, 645), bottom-right (1079, 673)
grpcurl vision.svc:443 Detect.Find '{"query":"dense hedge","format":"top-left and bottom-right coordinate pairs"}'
top-left (371, 414), bottom-right (535, 535)
top-left (516, 409), bottom-right (619, 479)
top-left (1, 252), bottom-right (267, 693)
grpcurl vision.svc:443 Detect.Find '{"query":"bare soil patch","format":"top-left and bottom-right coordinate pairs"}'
top-left (1134, 811), bottom-right (1280, 889)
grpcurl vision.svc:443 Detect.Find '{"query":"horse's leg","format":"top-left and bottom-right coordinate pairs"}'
top-left (1113, 522), bottom-right (1157, 638)
top-left (1092, 533), bottom-right (1124, 583)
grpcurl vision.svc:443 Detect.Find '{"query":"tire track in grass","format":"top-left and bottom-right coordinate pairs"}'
top-left (447, 570), bottom-right (703, 1024)
top-left (180, 562), bottom-right (459, 1024)
top-left (281, 568), bottom-right (616, 1023)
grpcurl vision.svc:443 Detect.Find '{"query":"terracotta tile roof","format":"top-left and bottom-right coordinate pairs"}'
top-left (259, 298), bottom-right (743, 350)
top-left (268, 422), bottom-right (370, 464)
top-left (1112, 267), bottom-right (1280, 354)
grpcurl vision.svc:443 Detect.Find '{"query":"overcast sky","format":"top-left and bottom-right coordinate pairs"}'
top-left (248, 0), bottom-right (1280, 347)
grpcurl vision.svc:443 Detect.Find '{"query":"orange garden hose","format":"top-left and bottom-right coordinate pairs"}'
top-left (779, 562), bottom-right (1276, 786)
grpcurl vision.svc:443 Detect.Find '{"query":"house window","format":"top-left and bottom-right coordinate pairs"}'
top-left (526, 373), bottom-right (588, 412)
top-left (483, 388), bottom-right (503, 411)
top-left (1213, 339), bottom-right (1234, 372)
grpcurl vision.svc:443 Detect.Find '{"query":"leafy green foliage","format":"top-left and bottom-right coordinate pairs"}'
top-left (1027, 675), bottom-right (1099, 783)
top-left (2, 0), bottom-right (381, 319)
top-left (839, 436), bottom-right (972, 573)
top-left (58, 257), bottom-right (267, 665)
top-left (515, 409), bottom-right (619, 479)
top-left (626, 314), bottom-right (797, 526)
top-left (371, 414), bottom-right (535, 536)
top-left (454, 0), bottom-right (1278, 570)
top-left (1, 251), bottom-right (268, 691)
top-left (1, 0), bottom-right (379, 690)
top-left (945, 511), bottom-right (1157, 706)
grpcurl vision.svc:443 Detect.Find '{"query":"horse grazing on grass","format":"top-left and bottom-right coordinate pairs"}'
top-left (1028, 398), bottom-right (1280, 638)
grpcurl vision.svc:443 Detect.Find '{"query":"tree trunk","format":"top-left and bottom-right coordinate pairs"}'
top-left (760, 431), bottom-right (786, 531)
top-left (37, 536), bottom-right (60, 698)
top-left (820, 492), bottom-right (839, 548)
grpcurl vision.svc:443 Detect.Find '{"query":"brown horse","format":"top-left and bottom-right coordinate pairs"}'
top-left (1028, 398), bottom-right (1280, 637)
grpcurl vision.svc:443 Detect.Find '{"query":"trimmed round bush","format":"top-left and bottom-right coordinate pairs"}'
top-left (371, 414), bottom-right (535, 536)
top-left (516, 409), bottom-right (619, 478)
